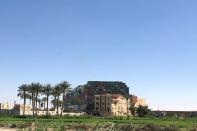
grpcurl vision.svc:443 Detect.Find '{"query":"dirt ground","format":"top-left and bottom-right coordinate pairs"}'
top-left (0, 127), bottom-right (17, 131)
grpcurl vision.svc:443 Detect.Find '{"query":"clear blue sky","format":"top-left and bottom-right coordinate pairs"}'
top-left (1, 0), bottom-right (197, 111)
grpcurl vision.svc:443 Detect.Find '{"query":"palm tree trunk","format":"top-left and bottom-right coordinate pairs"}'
top-left (44, 101), bottom-right (46, 110)
top-left (30, 98), bottom-right (31, 105)
top-left (54, 96), bottom-right (56, 109)
top-left (61, 93), bottom-right (65, 116)
top-left (36, 93), bottom-right (38, 115)
top-left (57, 96), bottom-right (59, 116)
top-left (47, 95), bottom-right (49, 115)
top-left (23, 92), bottom-right (26, 115)
top-left (32, 93), bottom-right (35, 115)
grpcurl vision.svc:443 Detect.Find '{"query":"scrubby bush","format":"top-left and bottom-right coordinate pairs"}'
top-left (136, 105), bottom-right (150, 117)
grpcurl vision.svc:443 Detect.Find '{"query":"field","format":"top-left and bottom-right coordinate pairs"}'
top-left (0, 116), bottom-right (197, 131)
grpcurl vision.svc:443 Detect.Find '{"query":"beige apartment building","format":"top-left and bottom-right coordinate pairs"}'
top-left (95, 94), bottom-right (130, 116)
top-left (130, 95), bottom-right (146, 107)
top-left (135, 98), bottom-right (146, 107)
top-left (0, 102), bottom-right (9, 110)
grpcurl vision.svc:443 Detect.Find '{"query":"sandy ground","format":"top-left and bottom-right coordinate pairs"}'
top-left (0, 127), bottom-right (17, 131)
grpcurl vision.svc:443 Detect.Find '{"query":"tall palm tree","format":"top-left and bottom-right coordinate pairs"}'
top-left (17, 84), bottom-right (28, 115)
top-left (34, 83), bottom-right (43, 115)
top-left (59, 81), bottom-right (71, 116)
top-left (29, 82), bottom-right (42, 115)
top-left (29, 83), bottom-right (36, 115)
top-left (43, 84), bottom-right (52, 115)
top-left (51, 88), bottom-right (57, 109)
top-left (51, 85), bottom-right (61, 116)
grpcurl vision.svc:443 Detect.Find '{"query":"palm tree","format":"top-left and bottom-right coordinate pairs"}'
top-left (29, 82), bottom-right (42, 115)
top-left (17, 84), bottom-right (28, 115)
top-left (51, 85), bottom-right (61, 116)
top-left (59, 81), bottom-right (71, 116)
top-left (42, 97), bottom-right (47, 110)
top-left (43, 84), bottom-right (52, 115)
top-left (34, 83), bottom-right (43, 115)
top-left (29, 83), bottom-right (36, 115)
top-left (51, 87), bottom-right (57, 110)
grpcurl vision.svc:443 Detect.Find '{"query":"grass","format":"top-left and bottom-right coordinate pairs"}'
top-left (0, 115), bottom-right (197, 130)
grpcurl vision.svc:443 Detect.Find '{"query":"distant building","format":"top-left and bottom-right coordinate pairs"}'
top-left (0, 102), bottom-right (12, 115)
top-left (0, 102), bottom-right (9, 110)
top-left (130, 95), bottom-right (138, 105)
top-left (95, 94), bottom-right (130, 116)
top-left (13, 104), bottom-right (84, 116)
top-left (13, 104), bottom-right (33, 115)
top-left (130, 95), bottom-right (146, 107)
top-left (85, 81), bottom-right (129, 98)
top-left (64, 81), bottom-right (130, 114)
top-left (135, 97), bottom-right (146, 107)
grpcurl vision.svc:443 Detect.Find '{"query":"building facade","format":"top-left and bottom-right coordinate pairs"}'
top-left (0, 102), bottom-right (9, 110)
top-left (130, 95), bottom-right (146, 107)
top-left (95, 94), bottom-right (130, 116)
top-left (64, 81), bottom-right (130, 114)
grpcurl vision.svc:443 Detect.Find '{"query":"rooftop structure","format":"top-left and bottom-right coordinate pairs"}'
top-left (83, 81), bottom-right (129, 104)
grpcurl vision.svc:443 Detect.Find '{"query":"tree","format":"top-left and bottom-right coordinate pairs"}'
top-left (43, 84), bottom-right (52, 115)
top-left (17, 84), bottom-right (29, 115)
top-left (58, 81), bottom-right (71, 116)
top-left (136, 105), bottom-right (150, 117)
top-left (129, 104), bottom-right (136, 117)
top-left (29, 83), bottom-right (36, 115)
top-left (51, 85), bottom-right (61, 116)
top-left (34, 83), bottom-right (43, 115)
top-left (41, 97), bottom-right (47, 110)
top-left (51, 99), bottom-right (63, 109)
top-left (29, 82), bottom-right (42, 115)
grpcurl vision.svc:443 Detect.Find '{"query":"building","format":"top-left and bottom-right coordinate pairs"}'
top-left (0, 102), bottom-right (12, 115)
top-left (0, 102), bottom-right (9, 110)
top-left (13, 104), bottom-right (85, 116)
top-left (64, 81), bottom-right (130, 114)
top-left (130, 95), bottom-right (138, 105)
top-left (95, 94), bottom-right (130, 116)
top-left (130, 95), bottom-right (146, 107)
top-left (13, 104), bottom-right (33, 115)
top-left (134, 97), bottom-right (146, 107)
top-left (85, 81), bottom-right (129, 96)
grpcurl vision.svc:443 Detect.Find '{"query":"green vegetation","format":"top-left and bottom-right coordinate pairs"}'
top-left (0, 116), bottom-right (197, 130)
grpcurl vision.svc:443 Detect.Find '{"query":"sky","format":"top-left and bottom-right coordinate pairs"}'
top-left (0, 0), bottom-right (197, 111)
